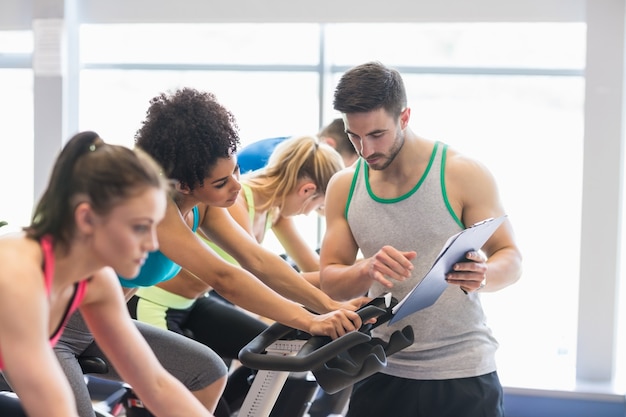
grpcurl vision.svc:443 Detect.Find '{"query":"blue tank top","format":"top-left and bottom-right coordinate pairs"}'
top-left (118, 206), bottom-right (200, 288)
top-left (237, 136), bottom-right (288, 174)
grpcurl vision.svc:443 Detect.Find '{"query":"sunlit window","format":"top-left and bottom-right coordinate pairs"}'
top-left (79, 70), bottom-right (320, 147)
top-left (78, 22), bottom-right (587, 388)
top-left (326, 23), bottom-right (586, 387)
top-left (0, 30), bottom-right (34, 232)
top-left (81, 23), bottom-right (320, 65)
top-left (326, 23), bottom-right (585, 70)
top-left (0, 69), bottom-right (34, 232)
top-left (0, 30), bottom-right (33, 54)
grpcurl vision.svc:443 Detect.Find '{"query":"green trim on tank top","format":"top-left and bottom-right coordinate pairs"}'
top-left (363, 141), bottom-right (439, 203)
top-left (345, 141), bottom-right (463, 229)
top-left (344, 158), bottom-right (362, 219)
top-left (440, 144), bottom-right (464, 228)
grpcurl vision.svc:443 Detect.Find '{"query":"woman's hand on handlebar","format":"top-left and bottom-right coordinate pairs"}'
top-left (330, 296), bottom-right (379, 328)
top-left (307, 309), bottom-right (363, 339)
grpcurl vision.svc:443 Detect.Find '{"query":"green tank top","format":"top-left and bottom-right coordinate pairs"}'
top-left (201, 183), bottom-right (273, 265)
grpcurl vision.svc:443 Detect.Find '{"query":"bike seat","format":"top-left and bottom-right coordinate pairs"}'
top-left (78, 356), bottom-right (109, 375)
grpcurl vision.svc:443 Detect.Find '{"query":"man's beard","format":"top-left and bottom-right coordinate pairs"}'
top-left (365, 129), bottom-right (405, 171)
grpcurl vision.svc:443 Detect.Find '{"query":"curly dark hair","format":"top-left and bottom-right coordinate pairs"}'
top-left (135, 87), bottom-right (240, 190)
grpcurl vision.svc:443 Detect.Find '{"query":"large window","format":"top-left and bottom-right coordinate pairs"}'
top-left (397, 73), bottom-right (584, 387)
top-left (0, 30), bottom-right (34, 232)
top-left (79, 24), bottom-right (323, 147)
top-left (78, 22), bottom-right (587, 387)
top-left (79, 70), bottom-right (320, 147)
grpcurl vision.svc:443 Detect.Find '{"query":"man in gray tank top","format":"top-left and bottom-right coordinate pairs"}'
top-left (320, 61), bottom-right (522, 417)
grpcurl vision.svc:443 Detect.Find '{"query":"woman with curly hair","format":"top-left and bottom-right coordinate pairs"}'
top-left (52, 88), bottom-right (367, 417)
top-left (124, 87), bottom-right (371, 415)
top-left (127, 87), bottom-right (363, 326)
top-left (132, 133), bottom-right (346, 414)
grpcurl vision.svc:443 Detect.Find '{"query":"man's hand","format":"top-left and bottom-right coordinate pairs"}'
top-left (366, 245), bottom-right (416, 288)
top-left (445, 250), bottom-right (488, 293)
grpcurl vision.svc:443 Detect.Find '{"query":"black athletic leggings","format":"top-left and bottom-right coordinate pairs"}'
top-left (128, 292), bottom-right (267, 410)
top-left (128, 292), bottom-right (267, 362)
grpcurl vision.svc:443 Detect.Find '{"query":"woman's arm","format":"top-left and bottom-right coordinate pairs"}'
top-left (227, 197), bottom-right (321, 286)
top-left (156, 200), bottom-right (362, 337)
top-left (0, 240), bottom-right (80, 417)
top-left (272, 215), bottom-right (320, 273)
top-left (272, 216), bottom-right (322, 287)
top-left (80, 268), bottom-right (214, 417)
top-left (200, 204), bottom-right (366, 314)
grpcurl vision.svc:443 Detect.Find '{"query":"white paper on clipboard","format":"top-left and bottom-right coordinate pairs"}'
top-left (389, 215), bottom-right (507, 325)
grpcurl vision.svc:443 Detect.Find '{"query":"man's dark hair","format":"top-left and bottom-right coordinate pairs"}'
top-left (333, 61), bottom-right (407, 119)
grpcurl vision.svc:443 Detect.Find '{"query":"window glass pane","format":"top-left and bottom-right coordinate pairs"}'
top-left (618, 171), bottom-right (626, 386)
top-left (79, 23), bottom-right (586, 385)
top-left (331, 71), bottom-right (584, 386)
top-left (80, 70), bottom-right (320, 148)
top-left (411, 74), bottom-right (584, 386)
top-left (326, 23), bottom-right (586, 70)
top-left (0, 69), bottom-right (34, 233)
top-left (326, 22), bottom-right (585, 387)
top-left (80, 24), bottom-right (320, 65)
top-left (0, 30), bottom-right (33, 53)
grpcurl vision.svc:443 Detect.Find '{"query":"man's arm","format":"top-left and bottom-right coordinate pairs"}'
top-left (318, 170), bottom-right (367, 300)
top-left (443, 150), bottom-right (523, 293)
top-left (320, 170), bottom-right (416, 300)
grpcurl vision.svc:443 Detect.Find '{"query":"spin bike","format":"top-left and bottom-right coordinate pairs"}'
top-left (236, 294), bottom-right (414, 417)
top-left (0, 356), bottom-right (126, 417)
top-left (77, 293), bottom-right (412, 417)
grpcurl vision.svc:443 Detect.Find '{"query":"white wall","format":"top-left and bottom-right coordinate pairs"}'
top-left (1, 0), bottom-right (585, 29)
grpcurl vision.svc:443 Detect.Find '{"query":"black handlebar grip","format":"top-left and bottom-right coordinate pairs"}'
top-left (238, 295), bottom-right (415, 387)
top-left (238, 304), bottom-right (390, 372)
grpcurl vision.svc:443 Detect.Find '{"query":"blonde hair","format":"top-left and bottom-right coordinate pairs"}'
top-left (244, 135), bottom-right (344, 212)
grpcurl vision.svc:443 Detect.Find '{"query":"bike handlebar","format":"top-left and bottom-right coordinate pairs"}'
top-left (238, 296), bottom-right (414, 394)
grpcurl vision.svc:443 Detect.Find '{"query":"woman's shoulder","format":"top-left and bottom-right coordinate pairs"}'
top-left (0, 233), bottom-right (45, 294)
top-left (0, 233), bottom-right (42, 266)
top-left (80, 266), bottom-right (132, 309)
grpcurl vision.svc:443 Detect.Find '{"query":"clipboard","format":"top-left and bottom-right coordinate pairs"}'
top-left (388, 215), bottom-right (507, 325)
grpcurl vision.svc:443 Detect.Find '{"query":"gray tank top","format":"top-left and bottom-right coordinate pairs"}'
top-left (346, 141), bottom-right (498, 379)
